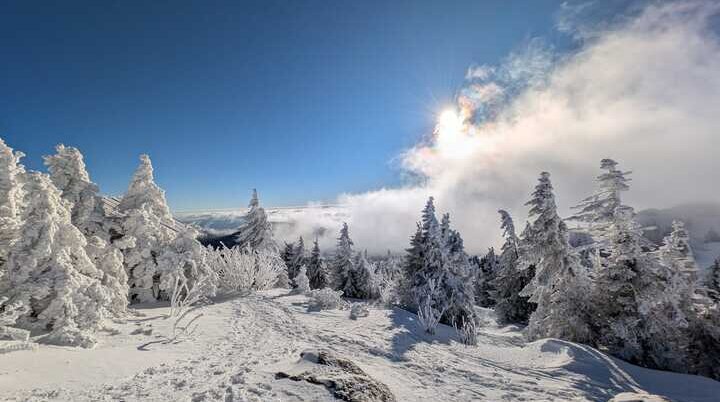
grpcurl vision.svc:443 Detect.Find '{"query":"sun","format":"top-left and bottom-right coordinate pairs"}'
top-left (435, 108), bottom-right (470, 158)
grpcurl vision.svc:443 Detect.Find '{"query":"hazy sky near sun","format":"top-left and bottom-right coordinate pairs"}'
top-left (1, 0), bottom-right (572, 210)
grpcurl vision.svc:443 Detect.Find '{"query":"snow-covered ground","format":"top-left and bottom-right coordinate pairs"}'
top-left (2, 289), bottom-right (718, 402)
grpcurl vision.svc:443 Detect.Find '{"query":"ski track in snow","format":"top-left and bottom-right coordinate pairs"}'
top-left (3, 290), bottom-right (719, 402)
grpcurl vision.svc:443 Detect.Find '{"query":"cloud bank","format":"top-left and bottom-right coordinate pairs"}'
top-left (291, 1), bottom-right (720, 255)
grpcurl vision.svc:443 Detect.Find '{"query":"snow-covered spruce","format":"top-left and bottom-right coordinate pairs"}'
top-left (0, 172), bottom-right (110, 348)
top-left (473, 247), bottom-right (499, 308)
top-left (293, 265), bottom-right (311, 295)
top-left (331, 223), bottom-right (355, 293)
top-left (306, 238), bottom-right (331, 290)
top-left (0, 138), bottom-right (25, 273)
top-left (44, 144), bottom-right (129, 316)
top-left (707, 258), bottom-right (720, 302)
top-left (520, 172), bottom-right (593, 344)
top-left (491, 210), bottom-right (535, 324)
top-left (117, 155), bottom-right (178, 302)
top-left (233, 189), bottom-right (279, 253)
top-left (405, 197), bottom-right (477, 339)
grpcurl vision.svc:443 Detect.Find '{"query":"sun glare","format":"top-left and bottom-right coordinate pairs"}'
top-left (435, 108), bottom-right (471, 158)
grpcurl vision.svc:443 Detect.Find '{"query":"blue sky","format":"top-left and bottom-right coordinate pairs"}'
top-left (0, 0), bottom-right (571, 210)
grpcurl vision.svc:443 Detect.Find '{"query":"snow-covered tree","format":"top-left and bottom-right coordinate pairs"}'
top-left (592, 207), bottom-right (656, 362)
top-left (0, 172), bottom-right (110, 347)
top-left (293, 265), bottom-right (311, 295)
top-left (0, 138), bottom-right (25, 272)
top-left (569, 158), bottom-right (631, 235)
top-left (474, 248), bottom-right (499, 307)
top-left (157, 228), bottom-right (217, 300)
top-left (281, 241), bottom-right (295, 267)
top-left (706, 258), bottom-right (720, 302)
top-left (406, 197), bottom-right (477, 334)
top-left (44, 145), bottom-right (108, 238)
top-left (492, 210), bottom-right (536, 324)
top-left (85, 236), bottom-right (129, 317)
top-left (659, 220), bottom-right (699, 285)
top-left (44, 144), bottom-right (129, 315)
top-left (290, 236), bottom-right (306, 280)
top-left (520, 172), bottom-right (593, 343)
top-left (400, 223), bottom-right (424, 307)
top-left (332, 223), bottom-right (355, 292)
top-left (307, 238), bottom-right (330, 289)
top-left (118, 155), bottom-right (177, 302)
top-left (342, 253), bottom-right (376, 299)
top-left (233, 189), bottom-right (278, 253)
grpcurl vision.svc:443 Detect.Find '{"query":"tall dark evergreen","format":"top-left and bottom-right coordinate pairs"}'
top-left (474, 248), bottom-right (499, 308)
top-left (707, 258), bottom-right (720, 302)
top-left (306, 238), bottom-right (330, 290)
top-left (492, 210), bottom-right (535, 324)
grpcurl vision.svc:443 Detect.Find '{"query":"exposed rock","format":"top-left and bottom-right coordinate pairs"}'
top-left (276, 349), bottom-right (396, 402)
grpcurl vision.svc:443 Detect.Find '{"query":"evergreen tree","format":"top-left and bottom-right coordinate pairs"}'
top-left (118, 155), bottom-right (177, 302)
top-left (44, 144), bottom-right (129, 315)
top-left (0, 138), bottom-right (25, 273)
top-left (706, 258), bottom-right (720, 302)
top-left (592, 207), bottom-right (656, 362)
top-left (281, 241), bottom-right (295, 267)
top-left (569, 158), bottom-right (631, 235)
top-left (293, 265), bottom-right (311, 294)
top-left (234, 189), bottom-right (278, 253)
top-left (0, 172), bottom-right (110, 347)
top-left (474, 248), bottom-right (499, 308)
top-left (492, 210), bottom-right (536, 324)
top-left (401, 223), bottom-right (424, 307)
top-left (44, 145), bottom-right (108, 238)
top-left (332, 222), bottom-right (355, 293)
top-left (343, 253), bottom-right (376, 299)
top-left (520, 172), bottom-right (593, 343)
top-left (290, 236), bottom-right (306, 280)
top-left (307, 238), bottom-right (330, 289)
top-left (406, 197), bottom-right (477, 333)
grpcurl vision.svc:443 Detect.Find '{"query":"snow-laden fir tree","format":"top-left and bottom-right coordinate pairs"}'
top-left (44, 144), bottom-right (129, 316)
top-left (592, 206), bottom-right (657, 362)
top-left (290, 236), bottom-right (306, 281)
top-left (293, 265), bottom-right (311, 295)
top-left (234, 189), bottom-right (278, 253)
top-left (281, 241), bottom-right (295, 268)
top-left (400, 223), bottom-right (424, 307)
top-left (406, 197), bottom-right (477, 335)
top-left (0, 138), bottom-right (25, 272)
top-left (569, 159), bottom-right (631, 238)
top-left (0, 172), bottom-right (110, 347)
top-left (706, 258), bottom-right (720, 302)
top-left (307, 238), bottom-right (330, 289)
top-left (520, 172), bottom-right (593, 343)
top-left (117, 154), bottom-right (177, 302)
top-left (492, 210), bottom-right (536, 324)
top-left (638, 220), bottom-right (700, 371)
top-left (474, 248), bottom-right (499, 308)
top-left (343, 253), bottom-right (376, 299)
top-left (332, 222), bottom-right (355, 292)
top-left (44, 145), bottom-right (108, 237)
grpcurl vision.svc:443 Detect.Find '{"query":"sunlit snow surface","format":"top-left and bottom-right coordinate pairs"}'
top-left (2, 289), bottom-right (718, 401)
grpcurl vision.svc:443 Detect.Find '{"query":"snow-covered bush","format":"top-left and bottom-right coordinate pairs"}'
top-left (453, 314), bottom-right (478, 346)
top-left (374, 268), bottom-right (399, 307)
top-left (308, 288), bottom-right (345, 311)
top-left (416, 276), bottom-right (447, 335)
top-left (206, 246), bottom-right (284, 294)
top-left (293, 265), bottom-right (311, 295)
top-left (158, 228), bottom-right (217, 300)
top-left (349, 303), bottom-right (369, 320)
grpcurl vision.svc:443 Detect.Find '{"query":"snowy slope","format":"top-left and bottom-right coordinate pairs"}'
top-left (2, 290), bottom-right (718, 402)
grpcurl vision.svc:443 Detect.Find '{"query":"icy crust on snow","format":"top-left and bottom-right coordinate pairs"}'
top-left (1, 289), bottom-right (719, 402)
